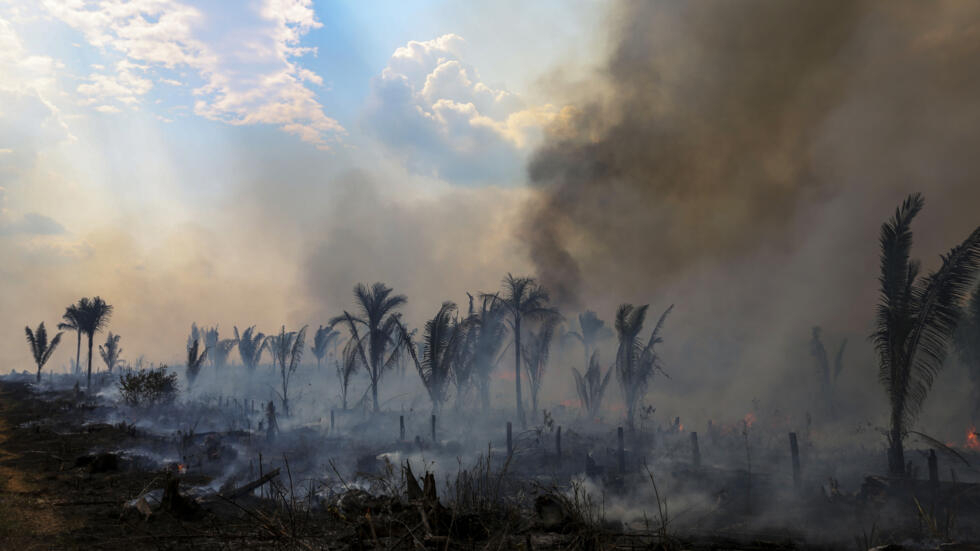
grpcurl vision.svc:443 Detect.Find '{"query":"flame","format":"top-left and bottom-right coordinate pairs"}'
top-left (743, 412), bottom-right (757, 429)
top-left (967, 427), bottom-right (980, 450)
top-left (678, 423), bottom-right (684, 432)
top-left (177, 463), bottom-right (187, 474)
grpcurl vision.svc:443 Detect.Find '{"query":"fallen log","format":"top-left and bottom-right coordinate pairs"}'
top-left (219, 467), bottom-right (281, 500)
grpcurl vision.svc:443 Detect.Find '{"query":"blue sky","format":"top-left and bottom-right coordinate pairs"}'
top-left (0, 0), bottom-right (603, 367)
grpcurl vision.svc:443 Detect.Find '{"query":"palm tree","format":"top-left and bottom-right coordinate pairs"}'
top-left (615, 303), bottom-right (673, 431)
top-left (25, 322), bottom-right (62, 383)
top-left (330, 282), bottom-right (409, 412)
top-left (311, 324), bottom-right (341, 370)
top-left (404, 302), bottom-right (461, 414)
top-left (810, 326), bottom-right (848, 412)
top-left (76, 296), bottom-right (113, 392)
top-left (202, 326), bottom-right (221, 368)
top-left (573, 351), bottom-right (613, 420)
top-left (211, 339), bottom-right (237, 369)
top-left (337, 338), bottom-right (359, 410)
top-left (185, 338), bottom-right (208, 385)
top-left (98, 332), bottom-right (123, 373)
top-left (234, 326), bottom-right (266, 371)
top-left (565, 311), bottom-right (613, 370)
top-left (266, 325), bottom-right (307, 416)
top-left (58, 305), bottom-right (82, 378)
top-left (484, 274), bottom-right (556, 428)
top-left (872, 193), bottom-right (980, 476)
top-left (523, 316), bottom-right (559, 422)
top-left (465, 293), bottom-right (509, 411)
top-left (955, 285), bottom-right (980, 419)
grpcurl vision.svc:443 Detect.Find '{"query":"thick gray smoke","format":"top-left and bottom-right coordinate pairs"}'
top-left (523, 0), bottom-right (980, 432)
top-left (526, 0), bottom-right (980, 307)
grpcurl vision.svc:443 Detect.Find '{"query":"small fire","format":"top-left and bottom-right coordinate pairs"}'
top-left (678, 423), bottom-right (684, 432)
top-left (177, 463), bottom-right (187, 474)
top-left (967, 427), bottom-right (980, 450)
top-left (743, 412), bottom-right (757, 429)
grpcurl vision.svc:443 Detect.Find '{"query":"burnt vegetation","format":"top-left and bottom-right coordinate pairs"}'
top-left (7, 193), bottom-right (980, 549)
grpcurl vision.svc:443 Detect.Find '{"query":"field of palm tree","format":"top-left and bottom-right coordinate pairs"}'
top-left (4, 193), bottom-right (980, 549)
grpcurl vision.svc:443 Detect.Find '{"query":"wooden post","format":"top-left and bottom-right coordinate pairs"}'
top-left (400, 415), bottom-right (405, 441)
top-left (330, 409), bottom-right (335, 433)
top-left (690, 431), bottom-right (701, 469)
top-left (789, 432), bottom-right (801, 490)
top-left (506, 421), bottom-right (513, 458)
top-left (928, 449), bottom-right (939, 488)
top-left (431, 414), bottom-right (436, 443)
top-left (258, 453), bottom-right (264, 499)
top-left (618, 426), bottom-right (625, 474)
top-left (556, 426), bottom-right (562, 468)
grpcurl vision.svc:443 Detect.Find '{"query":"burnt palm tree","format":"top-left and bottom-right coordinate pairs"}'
top-left (25, 322), bottom-right (62, 383)
top-left (234, 326), bottom-right (266, 371)
top-left (573, 351), bottom-right (613, 420)
top-left (98, 332), bottom-right (123, 373)
top-left (873, 193), bottom-right (980, 476)
top-left (203, 326), bottom-right (220, 368)
top-left (484, 274), bottom-right (556, 428)
top-left (311, 324), bottom-right (341, 370)
top-left (331, 282), bottom-right (408, 412)
top-left (58, 305), bottom-right (82, 377)
top-left (565, 311), bottom-right (613, 370)
top-left (185, 338), bottom-right (208, 385)
top-left (955, 285), bottom-right (980, 419)
top-left (267, 325), bottom-right (307, 416)
top-left (77, 297), bottom-right (113, 392)
top-left (615, 303), bottom-right (673, 431)
top-left (404, 302), bottom-right (461, 414)
top-left (523, 316), bottom-right (560, 422)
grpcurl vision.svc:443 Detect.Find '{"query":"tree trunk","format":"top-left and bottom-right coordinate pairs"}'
top-left (75, 331), bottom-right (81, 377)
top-left (36, 366), bottom-right (41, 383)
top-left (515, 317), bottom-right (525, 428)
top-left (531, 389), bottom-right (538, 423)
top-left (888, 424), bottom-right (905, 477)
top-left (86, 333), bottom-right (94, 393)
top-left (372, 380), bottom-right (380, 412)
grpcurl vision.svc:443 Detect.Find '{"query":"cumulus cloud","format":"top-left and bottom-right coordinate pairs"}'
top-left (41, 0), bottom-right (344, 148)
top-left (364, 34), bottom-right (556, 183)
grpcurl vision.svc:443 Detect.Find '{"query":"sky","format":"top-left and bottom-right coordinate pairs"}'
top-left (0, 0), bottom-right (602, 369)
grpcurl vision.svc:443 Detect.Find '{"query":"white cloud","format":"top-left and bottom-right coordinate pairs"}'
top-left (364, 34), bottom-right (556, 183)
top-left (42, 0), bottom-right (344, 148)
top-left (94, 104), bottom-right (121, 113)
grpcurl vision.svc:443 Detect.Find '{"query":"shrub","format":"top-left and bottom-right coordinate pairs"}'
top-left (118, 365), bottom-right (178, 406)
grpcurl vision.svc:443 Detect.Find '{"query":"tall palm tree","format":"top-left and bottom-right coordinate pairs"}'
top-left (465, 293), bottom-right (509, 411)
top-left (234, 326), bottom-right (266, 371)
top-left (76, 297), bottom-right (113, 392)
top-left (523, 316), bottom-right (559, 422)
top-left (404, 302), bottom-right (461, 414)
top-left (185, 337), bottom-right (208, 385)
top-left (98, 332), bottom-right (123, 373)
top-left (25, 322), bottom-right (62, 383)
top-left (337, 337), bottom-right (359, 410)
top-left (565, 311), bottom-right (613, 371)
top-left (203, 326), bottom-right (220, 368)
top-left (615, 303), bottom-right (673, 431)
top-left (484, 274), bottom-right (556, 428)
top-left (58, 305), bottom-right (82, 377)
top-left (331, 282), bottom-right (408, 412)
top-left (872, 193), bottom-right (980, 476)
top-left (311, 324), bottom-right (341, 370)
top-left (955, 285), bottom-right (980, 419)
top-left (573, 351), bottom-right (613, 420)
top-left (266, 325), bottom-right (307, 416)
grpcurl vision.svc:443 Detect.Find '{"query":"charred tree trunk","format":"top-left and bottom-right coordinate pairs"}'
top-left (888, 424), bottom-right (905, 477)
top-left (86, 333), bottom-right (94, 392)
top-left (515, 317), bottom-right (525, 428)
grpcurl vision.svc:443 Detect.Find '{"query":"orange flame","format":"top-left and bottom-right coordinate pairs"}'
top-left (743, 412), bottom-right (757, 429)
top-left (177, 463), bottom-right (187, 474)
top-left (967, 427), bottom-right (980, 450)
